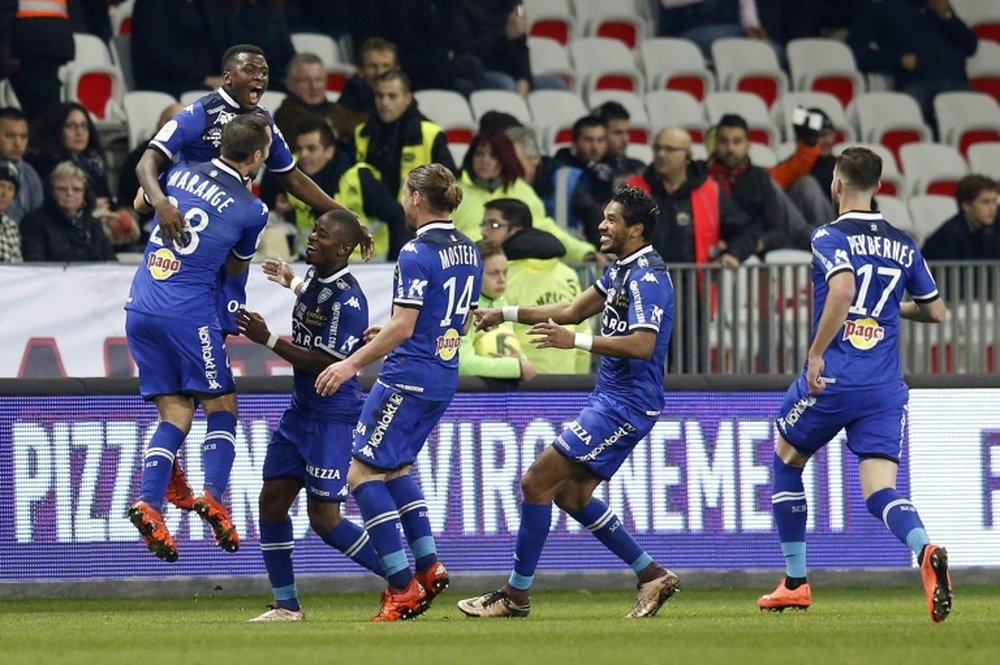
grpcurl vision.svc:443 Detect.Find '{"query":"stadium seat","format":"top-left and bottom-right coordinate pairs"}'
top-left (749, 143), bottom-right (777, 168)
top-left (571, 0), bottom-right (645, 48)
top-left (449, 143), bottom-right (469, 167)
top-left (528, 89), bottom-right (588, 152)
top-left (786, 38), bottom-right (865, 108)
top-left (833, 142), bottom-right (907, 199)
top-left (569, 37), bottom-right (643, 98)
top-left (324, 64), bottom-right (355, 93)
top-left (0, 79), bottom-right (18, 109)
top-left (259, 91), bottom-right (286, 115)
top-left (469, 90), bottom-right (533, 127)
top-left (528, 37), bottom-right (577, 91)
top-left (64, 65), bottom-right (125, 126)
top-left (180, 89), bottom-right (212, 106)
top-left (907, 194), bottom-right (956, 242)
top-left (644, 90), bottom-right (707, 143)
top-left (874, 195), bottom-right (919, 242)
top-left (524, 0), bottom-right (575, 45)
top-left (710, 38), bottom-right (789, 108)
top-left (72, 33), bottom-right (114, 69)
top-left (967, 41), bottom-right (1000, 103)
top-left (124, 90), bottom-right (177, 150)
top-left (966, 142), bottom-right (1000, 179)
top-left (110, 34), bottom-right (134, 92)
top-left (414, 89), bottom-right (478, 145)
top-left (952, 0), bottom-right (1000, 43)
top-left (639, 37), bottom-right (715, 101)
top-left (773, 141), bottom-right (797, 162)
top-left (849, 92), bottom-right (933, 169)
top-left (704, 92), bottom-right (779, 146)
top-left (776, 91), bottom-right (853, 143)
top-left (587, 90), bottom-right (651, 144)
top-left (290, 33), bottom-right (340, 68)
top-left (898, 143), bottom-right (968, 197)
top-left (110, 0), bottom-right (134, 36)
top-left (933, 91), bottom-right (1000, 157)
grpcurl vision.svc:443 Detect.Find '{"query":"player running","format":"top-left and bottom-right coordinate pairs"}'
top-left (758, 146), bottom-right (952, 622)
top-left (458, 185), bottom-right (680, 619)
top-left (237, 210), bottom-right (385, 621)
top-left (125, 114), bottom-right (272, 562)
top-left (314, 164), bottom-right (482, 622)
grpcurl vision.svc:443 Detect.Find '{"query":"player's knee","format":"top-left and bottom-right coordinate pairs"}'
top-left (520, 469), bottom-right (551, 503)
top-left (307, 500), bottom-right (342, 536)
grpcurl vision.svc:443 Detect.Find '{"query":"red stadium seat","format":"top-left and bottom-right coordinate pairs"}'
top-left (973, 23), bottom-right (1000, 43)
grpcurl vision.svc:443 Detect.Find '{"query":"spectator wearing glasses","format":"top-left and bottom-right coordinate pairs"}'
top-left (19, 160), bottom-right (115, 262)
top-left (273, 53), bottom-right (367, 149)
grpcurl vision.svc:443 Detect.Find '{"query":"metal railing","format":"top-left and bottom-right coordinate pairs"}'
top-left (579, 260), bottom-right (1000, 376)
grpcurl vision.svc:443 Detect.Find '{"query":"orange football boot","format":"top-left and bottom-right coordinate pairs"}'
top-left (758, 578), bottom-right (812, 611)
top-left (920, 545), bottom-right (953, 623)
top-left (370, 578), bottom-right (429, 622)
top-left (193, 492), bottom-right (240, 552)
top-left (165, 462), bottom-right (196, 511)
top-left (415, 562), bottom-right (450, 605)
top-left (128, 500), bottom-right (178, 562)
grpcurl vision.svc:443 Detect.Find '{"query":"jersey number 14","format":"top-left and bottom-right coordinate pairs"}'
top-left (440, 275), bottom-right (475, 327)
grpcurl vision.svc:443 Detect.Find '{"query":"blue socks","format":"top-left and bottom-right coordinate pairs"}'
top-left (509, 502), bottom-right (552, 591)
top-left (354, 481), bottom-right (412, 590)
top-left (570, 498), bottom-right (651, 574)
top-left (865, 487), bottom-right (929, 556)
top-left (320, 519), bottom-right (386, 577)
top-left (139, 422), bottom-right (186, 510)
top-left (202, 411), bottom-right (236, 500)
top-left (386, 475), bottom-right (438, 572)
top-left (260, 519), bottom-right (299, 611)
top-left (772, 454), bottom-right (808, 579)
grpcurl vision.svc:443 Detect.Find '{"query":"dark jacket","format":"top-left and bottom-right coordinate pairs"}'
top-left (921, 213), bottom-right (1000, 261)
top-left (20, 196), bottom-right (115, 262)
top-left (503, 226), bottom-right (566, 261)
top-left (552, 146), bottom-right (615, 246)
top-left (848, 0), bottom-right (977, 88)
top-left (337, 74), bottom-right (375, 117)
top-left (633, 163), bottom-right (758, 263)
top-left (708, 158), bottom-right (787, 255)
top-left (131, 0), bottom-right (217, 98)
top-left (273, 94), bottom-right (367, 147)
top-left (203, 0), bottom-right (296, 92)
top-left (451, 0), bottom-right (530, 82)
top-left (348, 101), bottom-right (456, 198)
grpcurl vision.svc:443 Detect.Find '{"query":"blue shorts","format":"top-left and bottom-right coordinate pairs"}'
top-left (775, 376), bottom-right (909, 462)
top-left (126, 310), bottom-right (235, 400)
top-left (552, 392), bottom-right (656, 480)
top-left (263, 407), bottom-right (353, 501)
top-left (352, 381), bottom-right (450, 472)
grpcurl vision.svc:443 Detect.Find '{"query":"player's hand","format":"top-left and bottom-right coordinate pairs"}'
top-left (528, 319), bottom-right (574, 349)
top-left (363, 325), bottom-right (382, 344)
top-left (359, 223), bottom-right (375, 261)
top-left (519, 357), bottom-right (537, 382)
top-left (236, 308), bottom-right (270, 344)
top-left (315, 359), bottom-right (356, 396)
top-left (474, 308), bottom-right (503, 331)
top-left (806, 354), bottom-right (826, 393)
top-left (154, 198), bottom-right (187, 248)
top-left (262, 258), bottom-right (295, 287)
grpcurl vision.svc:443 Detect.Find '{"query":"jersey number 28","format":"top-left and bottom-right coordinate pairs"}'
top-left (150, 206), bottom-right (210, 255)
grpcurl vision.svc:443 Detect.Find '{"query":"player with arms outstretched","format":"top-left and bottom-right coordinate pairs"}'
top-left (237, 211), bottom-right (386, 621)
top-left (125, 114), bottom-right (273, 562)
top-left (458, 185), bottom-right (680, 619)
top-left (314, 164), bottom-right (483, 622)
top-left (758, 146), bottom-right (952, 622)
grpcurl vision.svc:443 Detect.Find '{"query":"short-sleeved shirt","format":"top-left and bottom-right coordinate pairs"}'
top-left (808, 210), bottom-right (939, 388)
top-left (289, 265), bottom-right (368, 421)
top-left (149, 88), bottom-right (294, 174)
top-left (378, 221), bottom-right (483, 402)
top-left (126, 158), bottom-right (268, 322)
top-left (592, 245), bottom-right (674, 416)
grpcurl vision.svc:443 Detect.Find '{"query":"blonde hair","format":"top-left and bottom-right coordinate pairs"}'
top-left (49, 161), bottom-right (88, 190)
top-left (406, 163), bottom-right (463, 213)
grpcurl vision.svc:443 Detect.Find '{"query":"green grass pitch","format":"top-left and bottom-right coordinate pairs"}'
top-left (3, 586), bottom-right (1000, 665)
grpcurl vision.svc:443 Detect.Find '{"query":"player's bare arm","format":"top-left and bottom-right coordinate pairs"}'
top-left (529, 321), bottom-right (657, 360)
top-left (237, 308), bottom-right (334, 375)
top-left (279, 168), bottom-right (375, 261)
top-left (225, 254), bottom-right (251, 277)
top-left (476, 286), bottom-right (604, 331)
top-left (900, 298), bottom-right (947, 323)
top-left (315, 306), bottom-right (419, 396)
top-left (137, 148), bottom-right (186, 247)
top-left (807, 270), bottom-right (855, 392)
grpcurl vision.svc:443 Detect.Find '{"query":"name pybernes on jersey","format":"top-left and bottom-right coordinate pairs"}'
top-left (845, 234), bottom-right (914, 267)
top-left (166, 167), bottom-right (237, 214)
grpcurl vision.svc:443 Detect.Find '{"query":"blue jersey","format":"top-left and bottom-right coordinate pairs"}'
top-left (290, 265), bottom-right (368, 421)
top-left (379, 221), bottom-right (483, 401)
top-left (809, 210), bottom-right (939, 388)
top-left (593, 245), bottom-right (674, 416)
top-left (149, 88), bottom-right (294, 174)
top-left (126, 158), bottom-right (268, 321)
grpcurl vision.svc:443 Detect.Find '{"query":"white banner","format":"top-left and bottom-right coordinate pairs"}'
top-left (0, 263), bottom-right (396, 378)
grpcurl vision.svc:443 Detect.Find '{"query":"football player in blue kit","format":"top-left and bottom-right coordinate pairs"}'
top-left (314, 164), bottom-right (483, 622)
top-left (458, 185), bottom-right (680, 619)
top-left (235, 210), bottom-right (385, 622)
top-left (758, 147), bottom-right (952, 622)
top-left (125, 113), bottom-right (273, 562)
